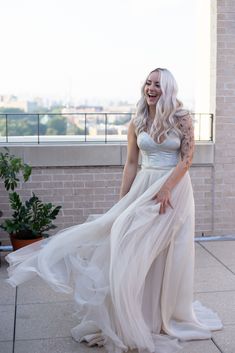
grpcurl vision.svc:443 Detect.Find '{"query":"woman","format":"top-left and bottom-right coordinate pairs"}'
top-left (6, 68), bottom-right (222, 353)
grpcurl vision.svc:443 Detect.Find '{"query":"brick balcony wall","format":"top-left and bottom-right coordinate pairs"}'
top-left (0, 143), bottom-right (214, 244)
top-left (0, 166), bottom-right (123, 240)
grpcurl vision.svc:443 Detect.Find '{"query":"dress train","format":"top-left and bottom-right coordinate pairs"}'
top-left (6, 167), bottom-right (222, 353)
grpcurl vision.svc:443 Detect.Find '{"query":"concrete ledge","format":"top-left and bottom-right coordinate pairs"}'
top-left (193, 142), bottom-right (214, 165)
top-left (0, 142), bottom-right (214, 167)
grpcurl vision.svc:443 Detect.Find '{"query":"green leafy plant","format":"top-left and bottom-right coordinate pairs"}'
top-left (0, 192), bottom-right (61, 239)
top-left (0, 147), bottom-right (31, 191)
top-left (0, 148), bottom-right (62, 240)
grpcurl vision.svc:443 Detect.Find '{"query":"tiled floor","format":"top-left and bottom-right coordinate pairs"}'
top-left (0, 241), bottom-right (235, 353)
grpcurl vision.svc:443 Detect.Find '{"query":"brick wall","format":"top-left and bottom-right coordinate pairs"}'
top-left (213, 0), bottom-right (235, 234)
top-left (190, 166), bottom-right (214, 235)
top-left (0, 167), bottom-right (122, 243)
top-left (0, 164), bottom-right (213, 244)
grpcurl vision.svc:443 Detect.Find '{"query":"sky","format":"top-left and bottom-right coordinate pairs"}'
top-left (0, 0), bottom-right (197, 106)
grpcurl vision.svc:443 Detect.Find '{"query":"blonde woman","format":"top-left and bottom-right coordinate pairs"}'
top-left (6, 68), bottom-right (222, 353)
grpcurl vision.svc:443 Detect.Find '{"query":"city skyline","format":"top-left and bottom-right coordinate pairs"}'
top-left (0, 0), bottom-right (203, 109)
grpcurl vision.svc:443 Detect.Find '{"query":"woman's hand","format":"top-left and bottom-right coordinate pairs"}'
top-left (152, 186), bottom-right (173, 214)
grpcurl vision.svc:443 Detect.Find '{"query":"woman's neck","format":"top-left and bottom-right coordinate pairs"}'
top-left (148, 106), bottom-right (156, 119)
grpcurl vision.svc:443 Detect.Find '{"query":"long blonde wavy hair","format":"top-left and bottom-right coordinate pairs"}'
top-left (133, 68), bottom-right (187, 142)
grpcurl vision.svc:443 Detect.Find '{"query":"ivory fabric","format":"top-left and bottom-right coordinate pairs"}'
top-left (6, 131), bottom-right (222, 353)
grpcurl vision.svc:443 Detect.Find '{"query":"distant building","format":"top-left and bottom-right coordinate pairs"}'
top-left (0, 95), bottom-right (38, 113)
top-left (76, 105), bottom-right (103, 112)
top-left (61, 105), bottom-right (133, 133)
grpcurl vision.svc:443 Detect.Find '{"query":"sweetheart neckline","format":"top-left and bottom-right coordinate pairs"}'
top-left (140, 131), bottom-right (168, 146)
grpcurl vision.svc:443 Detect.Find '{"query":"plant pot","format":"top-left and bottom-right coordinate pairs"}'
top-left (10, 234), bottom-right (43, 251)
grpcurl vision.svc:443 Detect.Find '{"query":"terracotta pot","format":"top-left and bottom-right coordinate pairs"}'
top-left (10, 234), bottom-right (43, 251)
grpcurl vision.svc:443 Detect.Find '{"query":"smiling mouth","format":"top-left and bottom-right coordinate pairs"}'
top-left (147, 94), bottom-right (157, 98)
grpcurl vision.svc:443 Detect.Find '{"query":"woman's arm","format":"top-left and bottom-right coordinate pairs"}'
top-left (152, 114), bottom-right (195, 214)
top-left (119, 121), bottom-right (139, 198)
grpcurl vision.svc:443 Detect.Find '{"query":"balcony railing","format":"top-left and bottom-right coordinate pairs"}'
top-left (0, 112), bottom-right (213, 144)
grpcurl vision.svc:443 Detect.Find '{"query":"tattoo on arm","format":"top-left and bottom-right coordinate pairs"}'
top-left (177, 114), bottom-right (195, 169)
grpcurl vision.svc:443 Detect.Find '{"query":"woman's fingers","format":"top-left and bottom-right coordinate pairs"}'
top-left (151, 191), bottom-right (173, 214)
top-left (167, 199), bottom-right (174, 209)
top-left (158, 199), bottom-right (173, 214)
top-left (159, 202), bottom-right (165, 214)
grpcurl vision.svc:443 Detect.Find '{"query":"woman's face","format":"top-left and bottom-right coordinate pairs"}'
top-left (144, 70), bottom-right (162, 107)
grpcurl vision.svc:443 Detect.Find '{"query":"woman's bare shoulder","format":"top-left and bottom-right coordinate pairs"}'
top-left (174, 108), bottom-right (191, 119)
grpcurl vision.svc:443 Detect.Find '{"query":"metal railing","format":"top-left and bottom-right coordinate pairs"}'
top-left (0, 112), bottom-right (213, 144)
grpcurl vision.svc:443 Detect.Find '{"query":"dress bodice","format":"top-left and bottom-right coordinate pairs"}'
top-left (137, 131), bottom-right (181, 169)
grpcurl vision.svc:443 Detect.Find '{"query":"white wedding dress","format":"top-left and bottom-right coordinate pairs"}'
top-left (6, 130), bottom-right (222, 353)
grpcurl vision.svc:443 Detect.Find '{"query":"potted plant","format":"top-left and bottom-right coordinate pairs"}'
top-left (0, 148), bottom-right (61, 250)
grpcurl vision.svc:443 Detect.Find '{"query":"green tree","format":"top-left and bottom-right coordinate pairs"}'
top-left (0, 117), bottom-right (5, 136)
top-left (7, 117), bottom-right (39, 136)
top-left (46, 115), bottom-right (67, 135)
top-left (0, 108), bottom-right (25, 114)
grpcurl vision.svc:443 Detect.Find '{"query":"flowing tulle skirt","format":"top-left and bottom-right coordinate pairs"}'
top-left (6, 167), bottom-right (222, 353)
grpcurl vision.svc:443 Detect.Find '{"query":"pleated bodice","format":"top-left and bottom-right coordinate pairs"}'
top-left (137, 131), bottom-right (181, 169)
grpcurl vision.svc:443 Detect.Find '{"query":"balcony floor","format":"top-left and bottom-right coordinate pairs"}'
top-left (0, 241), bottom-right (235, 353)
